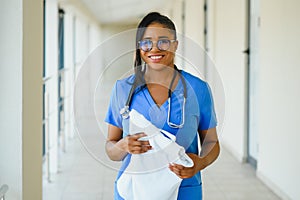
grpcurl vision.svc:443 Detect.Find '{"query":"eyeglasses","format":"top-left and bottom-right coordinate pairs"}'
top-left (138, 39), bottom-right (176, 52)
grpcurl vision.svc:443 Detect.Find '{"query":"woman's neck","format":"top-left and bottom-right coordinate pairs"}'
top-left (144, 64), bottom-right (176, 87)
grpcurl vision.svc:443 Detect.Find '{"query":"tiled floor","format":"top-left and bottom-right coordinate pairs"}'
top-left (43, 136), bottom-right (281, 200)
top-left (201, 148), bottom-right (281, 200)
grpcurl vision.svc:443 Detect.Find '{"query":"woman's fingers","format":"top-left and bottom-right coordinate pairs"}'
top-left (169, 163), bottom-right (194, 178)
top-left (126, 133), bottom-right (152, 154)
top-left (129, 145), bottom-right (151, 154)
top-left (131, 132), bottom-right (147, 139)
top-left (130, 146), bottom-right (150, 154)
top-left (169, 163), bottom-right (181, 176)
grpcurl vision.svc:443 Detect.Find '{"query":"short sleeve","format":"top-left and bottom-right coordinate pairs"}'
top-left (105, 82), bottom-right (123, 129)
top-left (198, 83), bottom-right (217, 130)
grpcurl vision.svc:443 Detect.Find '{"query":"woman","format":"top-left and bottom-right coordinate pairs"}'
top-left (105, 12), bottom-right (220, 200)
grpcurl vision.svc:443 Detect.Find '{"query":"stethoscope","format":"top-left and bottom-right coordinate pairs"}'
top-left (120, 65), bottom-right (187, 129)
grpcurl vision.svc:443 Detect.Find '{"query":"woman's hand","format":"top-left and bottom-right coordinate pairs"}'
top-left (168, 153), bottom-right (204, 179)
top-left (106, 125), bottom-right (152, 161)
top-left (123, 133), bottom-right (152, 154)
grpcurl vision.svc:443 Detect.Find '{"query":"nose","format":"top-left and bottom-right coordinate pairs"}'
top-left (150, 41), bottom-right (160, 52)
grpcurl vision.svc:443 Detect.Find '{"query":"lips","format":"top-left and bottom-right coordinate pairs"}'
top-left (148, 55), bottom-right (164, 62)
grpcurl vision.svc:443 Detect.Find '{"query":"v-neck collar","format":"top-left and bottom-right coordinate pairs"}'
top-left (142, 77), bottom-right (182, 109)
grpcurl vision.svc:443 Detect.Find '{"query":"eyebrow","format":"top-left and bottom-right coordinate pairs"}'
top-left (143, 36), bottom-right (169, 40)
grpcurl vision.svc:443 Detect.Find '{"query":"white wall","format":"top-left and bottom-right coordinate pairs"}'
top-left (75, 17), bottom-right (89, 66)
top-left (182, 0), bottom-right (206, 76)
top-left (101, 24), bottom-right (137, 41)
top-left (43, 0), bottom-right (103, 176)
top-left (0, 0), bottom-right (43, 199)
top-left (257, 0), bottom-right (300, 199)
top-left (168, 0), bottom-right (204, 56)
top-left (45, 0), bottom-right (59, 173)
top-left (62, 8), bottom-right (76, 141)
top-left (62, 2), bottom-right (102, 64)
top-left (211, 0), bottom-right (248, 162)
top-left (169, 0), bottom-right (204, 46)
top-left (89, 23), bottom-right (102, 53)
top-left (206, 0), bottom-right (300, 199)
top-left (59, 3), bottom-right (103, 128)
top-left (59, 2), bottom-right (102, 141)
top-left (184, 0), bottom-right (205, 47)
top-left (169, 0), bottom-right (183, 34)
top-left (0, 0), bottom-right (23, 198)
top-left (170, 0), bottom-right (248, 163)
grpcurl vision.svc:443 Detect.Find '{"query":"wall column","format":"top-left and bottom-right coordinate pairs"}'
top-left (0, 0), bottom-right (43, 199)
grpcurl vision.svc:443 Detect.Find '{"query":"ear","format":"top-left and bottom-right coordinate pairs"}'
top-left (174, 40), bottom-right (179, 51)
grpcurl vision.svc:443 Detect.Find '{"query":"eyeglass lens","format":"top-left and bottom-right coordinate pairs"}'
top-left (139, 39), bottom-right (172, 52)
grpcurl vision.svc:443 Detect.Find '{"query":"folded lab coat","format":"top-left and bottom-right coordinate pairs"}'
top-left (117, 109), bottom-right (194, 200)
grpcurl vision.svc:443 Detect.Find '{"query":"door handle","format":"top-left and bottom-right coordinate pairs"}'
top-left (243, 48), bottom-right (250, 55)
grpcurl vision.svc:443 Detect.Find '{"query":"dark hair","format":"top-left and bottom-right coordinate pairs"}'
top-left (125, 12), bottom-right (177, 108)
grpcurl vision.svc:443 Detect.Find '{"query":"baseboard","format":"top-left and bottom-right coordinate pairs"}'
top-left (220, 141), bottom-right (247, 163)
top-left (256, 170), bottom-right (292, 200)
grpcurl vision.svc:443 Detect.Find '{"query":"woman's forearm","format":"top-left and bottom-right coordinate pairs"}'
top-left (105, 139), bottom-right (128, 161)
top-left (199, 140), bottom-right (220, 170)
top-left (197, 127), bottom-right (220, 170)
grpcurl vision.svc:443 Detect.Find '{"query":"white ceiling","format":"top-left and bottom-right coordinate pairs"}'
top-left (79, 0), bottom-right (172, 25)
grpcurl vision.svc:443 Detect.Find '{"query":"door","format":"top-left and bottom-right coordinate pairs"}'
top-left (247, 0), bottom-right (260, 168)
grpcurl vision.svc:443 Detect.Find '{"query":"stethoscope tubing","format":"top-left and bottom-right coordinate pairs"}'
top-left (120, 66), bottom-right (187, 129)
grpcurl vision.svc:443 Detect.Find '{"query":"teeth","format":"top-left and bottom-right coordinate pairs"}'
top-left (150, 55), bottom-right (163, 60)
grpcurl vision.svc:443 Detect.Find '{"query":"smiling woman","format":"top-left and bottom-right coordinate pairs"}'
top-left (139, 24), bottom-right (178, 68)
top-left (104, 12), bottom-right (220, 200)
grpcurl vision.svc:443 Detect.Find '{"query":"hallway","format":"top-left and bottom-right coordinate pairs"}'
top-left (43, 136), bottom-right (281, 200)
top-left (1, 0), bottom-right (300, 199)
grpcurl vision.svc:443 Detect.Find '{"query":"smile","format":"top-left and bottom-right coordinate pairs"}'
top-left (149, 55), bottom-right (164, 61)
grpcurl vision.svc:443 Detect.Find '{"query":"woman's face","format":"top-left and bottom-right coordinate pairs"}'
top-left (139, 23), bottom-right (178, 71)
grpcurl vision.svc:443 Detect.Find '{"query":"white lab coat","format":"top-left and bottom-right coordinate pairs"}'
top-left (117, 109), bottom-right (193, 200)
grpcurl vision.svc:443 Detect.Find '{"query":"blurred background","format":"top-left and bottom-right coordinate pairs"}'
top-left (0, 0), bottom-right (299, 199)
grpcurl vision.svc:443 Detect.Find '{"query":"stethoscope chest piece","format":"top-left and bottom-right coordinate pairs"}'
top-left (120, 105), bottom-right (130, 119)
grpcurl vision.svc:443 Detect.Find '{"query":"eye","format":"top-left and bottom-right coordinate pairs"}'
top-left (139, 40), bottom-right (152, 51)
top-left (159, 39), bottom-right (170, 45)
top-left (140, 40), bottom-right (150, 45)
top-left (157, 39), bottom-right (171, 50)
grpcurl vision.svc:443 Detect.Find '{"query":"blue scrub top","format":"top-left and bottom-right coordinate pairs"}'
top-left (105, 70), bottom-right (217, 200)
